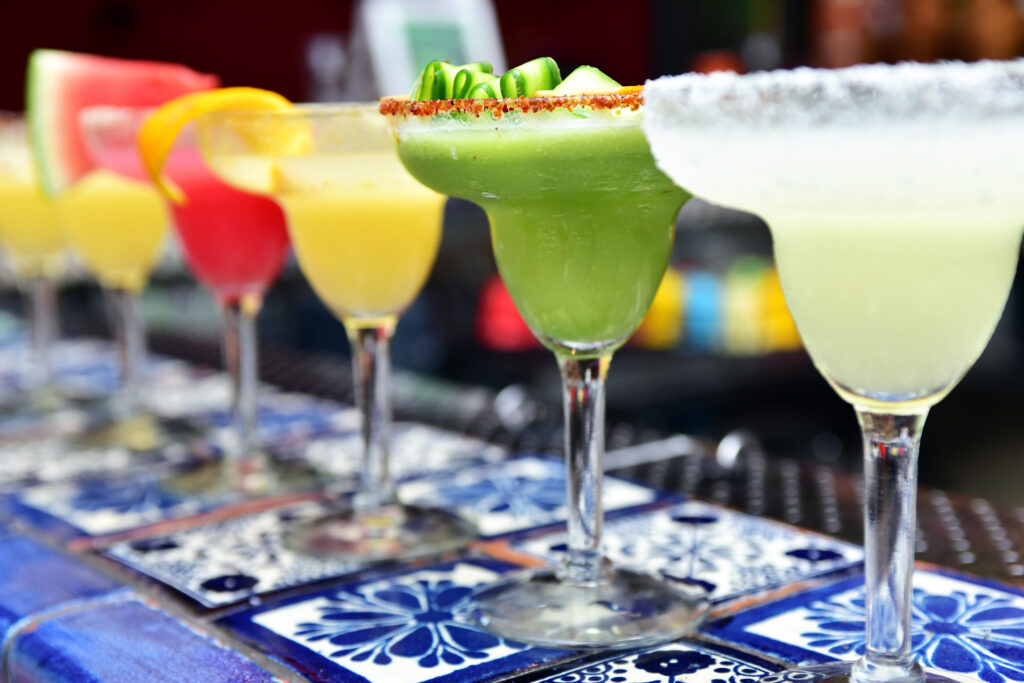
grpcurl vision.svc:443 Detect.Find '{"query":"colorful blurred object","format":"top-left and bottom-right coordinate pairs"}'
top-left (473, 274), bottom-right (537, 352)
top-left (477, 258), bottom-right (801, 356)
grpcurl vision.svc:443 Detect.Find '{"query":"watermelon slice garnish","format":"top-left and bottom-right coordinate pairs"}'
top-left (26, 49), bottom-right (219, 196)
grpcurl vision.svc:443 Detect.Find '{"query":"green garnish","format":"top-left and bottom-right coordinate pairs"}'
top-left (410, 57), bottom-right (567, 101)
top-left (452, 68), bottom-right (500, 99)
top-left (410, 60), bottom-right (492, 100)
top-left (408, 59), bottom-right (625, 101)
top-left (498, 57), bottom-right (561, 98)
top-left (466, 81), bottom-right (500, 99)
top-left (551, 65), bottom-right (621, 95)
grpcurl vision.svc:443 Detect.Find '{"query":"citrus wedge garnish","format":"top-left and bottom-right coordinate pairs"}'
top-left (138, 87), bottom-right (292, 203)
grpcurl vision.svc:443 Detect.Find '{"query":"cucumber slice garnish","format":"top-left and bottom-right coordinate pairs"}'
top-left (412, 61), bottom-right (498, 100)
top-left (411, 60), bottom-right (461, 100)
top-left (551, 65), bottom-right (621, 95)
top-left (452, 69), bottom-right (499, 99)
top-left (467, 81), bottom-right (500, 99)
top-left (410, 57), bottom-right (618, 101)
top-left (461, 61), bottom-right (493, 74)
top-left (499, 57), bottom-right (562, 97)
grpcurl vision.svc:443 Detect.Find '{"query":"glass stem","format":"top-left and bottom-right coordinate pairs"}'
top-left (27, 275), bottom-right (57, 396)
top-left (110, 288), bottom-right (145, 419)
top-left (557, 354), bottom-right (611, 585)
top-left (853, 408), bottom-right (927, 683)
top-left (222, 293), bottom-right (261, 461)
top-left (348, 322), bottom-right (396, 510)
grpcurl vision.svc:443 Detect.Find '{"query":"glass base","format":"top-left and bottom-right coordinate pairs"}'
top-left (161, 454), bottom-right (320, 497)
top-left (470, 567), bottom-right (709, 649)
top-left (282, 503), bottom-right (477, 561)
top-left (761, 662), bottom-right (958, 683)
top-left (73, 412), bottom-right (203, 453)
top-left (0, 391), bottom-right (97, 441)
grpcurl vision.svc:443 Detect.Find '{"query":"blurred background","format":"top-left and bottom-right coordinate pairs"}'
top-left (1, 0), bottom-right (1024, 505)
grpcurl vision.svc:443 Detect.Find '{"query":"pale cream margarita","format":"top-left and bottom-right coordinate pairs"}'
top-left (644, 60), bottom-right (1024, 683)
top-left (644, 62), bottom-right (1024, 410)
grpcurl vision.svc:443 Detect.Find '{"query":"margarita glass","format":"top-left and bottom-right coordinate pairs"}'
top-left (53, 108), bottom-right (172, 449)
top-left (643, 60), bottom-right (1024, 683)
top-left (381, 91), bottom-right (707, 648)
top-left (0, 114), bottom-right (65, 409)
top-left (90, 106), bottom-right (293, 491)
top-left (196, 103), bottom-right (475, 559)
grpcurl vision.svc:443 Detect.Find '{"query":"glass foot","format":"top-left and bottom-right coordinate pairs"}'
top-left (0, 392), bottom-right (97, 441)
top-left (73, 413), bottom-right (204, 453)
top-left (161, 454), bottom-right (320, 497)
top-left (761, 662), bottom-right (958, 683)
top-left (282, 503), bottom-right (477, 561)
top-left (470, 566), bottom-right (709, 649)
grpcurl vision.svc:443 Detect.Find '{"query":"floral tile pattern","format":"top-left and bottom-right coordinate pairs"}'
top-left (220, 558), bottom-right (573, 683)
top-left (515, 500), bottom-right (862, 603)
top-left (0, 337), bottom-right (191, 402)
top-left (535, 640), bottom-right (781, 683)
top-left (103, 450), bottom-right (580, 609)
top-left (147, 373), bottom-right (360, 447)
top-left (103, 502), bottom-right (367, 609)
top-left (399, 457), bottom-right (662, 538)
top-left (5, 469), bottom-right (225, 538)
top-left (0, 437), bottom-right (173, 491)
top-left (4, 414), bottom-right (513, 542)
top-left (704, 568), bottom-right (1024, 683)
top-left (301, 422), bottom-right (505, 483)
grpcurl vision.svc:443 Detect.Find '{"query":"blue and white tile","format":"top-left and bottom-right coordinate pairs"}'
top-left (149, 373), bottom-right (359, 447)
top-left (302, 422), bottom-right (506, 484)
top-left (4, 468), bottom-right (232, 539)
top-left (0, 437), bottom-right (182, 491)
top-left (0, 338), bottom-right (192, 403)
top-left (535, 640), bottom-right (781, 682)
top-left (516, 500), bottom-right (862, 603)
top-left (398, 457), bottom-right (661, 538)
top-left (705, 569), bottom-right (1024, 682)
top-left (0, 338), bottom-right (120, 399)
top-left (220, 558), bottom-right (573, 683)
top-left (103, 502), bottom-right (368, 609)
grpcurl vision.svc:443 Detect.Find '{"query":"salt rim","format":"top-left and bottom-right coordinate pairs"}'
top-left (644, 59), bottom-right (1024, 127)
top-left (379, 91), bottom-right (643, 118)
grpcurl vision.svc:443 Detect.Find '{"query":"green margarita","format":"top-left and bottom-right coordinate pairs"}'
top-left (392, 100), bottom-right (688, 353)
top-left (382, 61), bottom-right (705, 650)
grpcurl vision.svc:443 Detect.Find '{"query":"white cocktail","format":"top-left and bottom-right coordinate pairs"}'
top-left (644, 60), bottom-right (1024, 683)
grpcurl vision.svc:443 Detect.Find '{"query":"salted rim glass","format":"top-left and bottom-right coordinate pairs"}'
top-left (643, 60), bottom-right (1024, 683)
top-left (382, 91), bottom-right (710, 649)
top-left (82, 105), bottom-right (310, 493)
top-left (0, 112), bottom-right (64, 411)
top-left (195, 103), bottom-right (477, 561)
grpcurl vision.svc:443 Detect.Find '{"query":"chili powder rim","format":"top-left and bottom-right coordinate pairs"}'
top-left (379, 89), bottom-right (644, 118)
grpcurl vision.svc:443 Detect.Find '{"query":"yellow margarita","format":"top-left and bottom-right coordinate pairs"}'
top-left (0, 151), bottom-right (64, 279)
top-left (274, 153), bottom-right (443, 327)
top-left (59, 170), bottom-right (168, 292)
top-left (202, 124), bottom-right (444, 329)
top-left (192, 99), bottom-right (473, 560)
